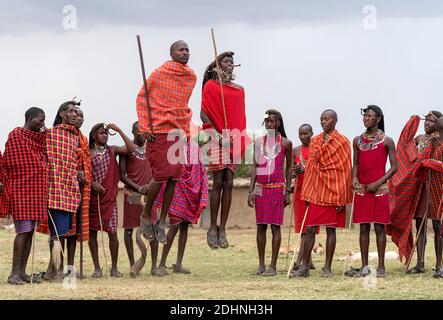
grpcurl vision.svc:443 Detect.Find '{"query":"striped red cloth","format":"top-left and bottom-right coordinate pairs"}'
top-left (2, 127), bottom-right (48, 221)
top-left (386, 116), bottom-right (434, 264)
top-left (89, 148), bottom-right (120, 232)
top-left (68, 132), bottom-right (91, 241)
top-left (154, 143), bottom-right (208, 225)
top-left (416, 144), bottom-right (443, 220)
top-left (47, 124), bottom-right (81, 213)
top-left (136, 61), bottom-right (197, 137)
top-left (0, 150), bottom-right (8, 217)
top-left (300, 129), bottom-right (352, 207)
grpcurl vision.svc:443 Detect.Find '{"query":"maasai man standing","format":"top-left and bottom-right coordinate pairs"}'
top-left (291, 124), bottom-right (318, 273)
top-left (154, 141), bottom-right (208, 276)
top-left (137, 40), bottom-right (197, 244)
top-left (0, 149), bottom-right (8, 222)
top-left (120, 121), bottom-right (159, 275)
top-left (248, 110), bottom-right (292, 276)
top-left (346, 106), bottom-right (397, 278)
top-left (292, 110), bottom-right (352, 278)
top-left (387, 112), bottom-right (442, 275)
top-left (39, 101), bottom-right (82, 281)
top-left (201, 51), bottom-right (248, 250)
top-left (88, 123), bottom-right (136, 278)
top-left (3, 107), bottom-right (48, 285)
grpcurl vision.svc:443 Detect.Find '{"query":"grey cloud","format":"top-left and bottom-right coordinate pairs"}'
top-left (1, 0), bottom-right (443, 34)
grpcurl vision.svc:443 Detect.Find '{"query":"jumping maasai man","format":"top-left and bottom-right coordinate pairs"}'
top-left (38, 101), bottom-right (82, 281)
top-left (291, 124), bottom-right (318, 273)
top-left (346, 106), bottom-right (398, 278)
top-left (154, 141), bottom-right (208, 276)
top-left (2, 107), bottom-right (48, 285)
top-left (387, 113), bottom-right (442, 275)
top-left (137, 40), bottom-right (197, 245)
top-left (248, 110), bottom-right (292, 276)
top-left (293, 109), bottom-right (352, 278)
top-left (88, 123), bottom-right (136, 278)
top-left (201, 51), bottom-right (248, 250)
top-left (119, 121), bottom-right (159, 276)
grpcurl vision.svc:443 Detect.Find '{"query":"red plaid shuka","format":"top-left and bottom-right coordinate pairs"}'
top-left (46, 124), bottom-right (81, 214)
top-left (415, 144), bottom-right (443, 220)
top-left (67, 132), bottom-right (91, 241)
top-left (301, 130), bottom-right (352, 207)
top-left (136, 60), bottom-right (197, 138)
top-left (154, 142), bottom-right (208, 225)
top-left (386, 116), bottom-right (434, 264)
top-left (0, 150), bottom-right (9, 217)
top-left (2, 127), bottom-right (48, 221)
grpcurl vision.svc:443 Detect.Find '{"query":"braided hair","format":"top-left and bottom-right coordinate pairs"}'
top-left (362, 105), bottom-right (385, 132)
top-left (263, 109), bottom-right (287, 138)
top-left (53, 100), bottom-right (81, 127)
top-left (202, 51), bottom-right (235, 89)
top-left (89, 123), bottom-right (105, 149)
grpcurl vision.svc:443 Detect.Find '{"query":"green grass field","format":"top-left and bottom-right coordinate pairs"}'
top-left (0, 226), bottom-right (442, 300)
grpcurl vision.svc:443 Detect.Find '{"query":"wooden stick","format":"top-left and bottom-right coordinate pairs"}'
top-left (285, 176), bottom-right (297, 271)
top-left (287, 206), bottom-right (309, 277)
top-left (79, 200), bottom-right (84, 279)
top-left (97, 194), bottom-right (110, 278)
top-left (210, 28), bottom-right (228, 130)
top-left (136, 35), bottom-right (155, 134)
top-left (48, 210), bottom-right (65, 271)
top-left (342, 191), bottom-right (356, 277)
top-left (30, 224), bottom-right (36, 284)
top-left (405, 171), bottom-right (432, 272)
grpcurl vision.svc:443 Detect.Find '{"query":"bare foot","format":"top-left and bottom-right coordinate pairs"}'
top-left (262, 267), bottom-right (277, 276)
top-left (172, 264), bottom-right (191, 274)
top-left (153, 266), bottom-right (169, 277)
top-left (290, 266), bottom-right (310, 278)
top-left (377, 268), bottom-right (386, 278)
top-left (253, 265), bottom-right (266, 275)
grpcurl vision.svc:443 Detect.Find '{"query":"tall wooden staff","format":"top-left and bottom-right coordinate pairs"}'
top-left (405, 171), bottom-right (432, 271)
top-left (210, 28), bottom-right (228, 131)
top-left (287, 206), bottom-right (309, 277)
top-left (136, 35), bottom-right (155, 135)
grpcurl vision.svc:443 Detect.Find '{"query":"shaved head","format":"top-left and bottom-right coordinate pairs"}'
top-left (170, 40), bottom-right (187, 54)
top-left (322, 109), bottom-right (338, 121)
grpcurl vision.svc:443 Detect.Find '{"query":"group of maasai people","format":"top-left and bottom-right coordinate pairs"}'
top-left (0, 39), bottom-right (442, 285)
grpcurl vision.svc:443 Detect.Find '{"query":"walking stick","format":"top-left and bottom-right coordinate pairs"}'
top-left (342, 191), bottom-right (356, 278)
top-left (285, 176), bottom-right (297, 271)
top-left (48, 210), bottom-right (66, 272)
top-left (30, 224), bottom-right (37, 284)
top-left (287, 206), bottom-right (309, 277)
top-left (79, 202), bottom-right (84, 279)
top-left (97, 194), bottom-right (110, 278)
top-left (405, 171), bottom-right (432, 271)
top-left (210, 28), bottom-right (228, 131)
top-left (136, 35), bottom-right (155, 135)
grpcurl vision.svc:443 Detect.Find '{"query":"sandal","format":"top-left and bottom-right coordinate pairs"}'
top-left (253, 266), bottom-right (266, 275)
top-left (218, 228), bottom-right (229, 249)
top-left (207, 228), bottom-right (219, 250)
top-left (110, 269), bottom-right (123, 278)
top-left (344, 267), bottom-right (360, 277)
top-left (154, 221), bottom-right (167, 245)
top-left (21, 273), bottom-right (42, 284)
top-left (376, 269), bottom-right (387, 278)
top-left (406, 266), bottom-right (425, 274)
top-left (262, 267), bottom-right (277, 276)
top-left (91, 269), bottom-right (103, 278)
top-left (172, 264), bottom-right (191, 274)
top-left (140, 217), bottom-right (155, 242)
top-left (322, 267), bottom-right (333, 278)
top-left (7, 274), bottom-right (26, 285)
top-left (153, 266), bottom-right (169, 277)
top-left (290, 266), bottom-right (310, 278)
top-left (354, 265), bottom-right (371, 278)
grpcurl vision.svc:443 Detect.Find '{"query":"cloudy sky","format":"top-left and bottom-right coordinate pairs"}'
top-left (1, 0), bottom-right (442, 147)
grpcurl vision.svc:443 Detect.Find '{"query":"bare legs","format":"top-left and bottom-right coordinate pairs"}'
top-left (208, 169), bottom-right (234, 249)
